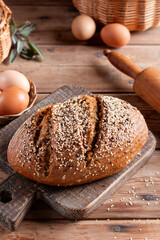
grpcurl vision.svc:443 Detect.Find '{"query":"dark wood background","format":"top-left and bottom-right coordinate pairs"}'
top-left (0, 0), bottom-right (160, 239)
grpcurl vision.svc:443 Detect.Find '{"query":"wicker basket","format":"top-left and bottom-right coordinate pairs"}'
top-left (73, 0), bottom-right (160, 31)
top-left (0, 0), bottom-right (12, 63)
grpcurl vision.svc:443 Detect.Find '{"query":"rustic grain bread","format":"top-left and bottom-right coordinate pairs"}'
top-left (7, 95), bottom-right (148, 186)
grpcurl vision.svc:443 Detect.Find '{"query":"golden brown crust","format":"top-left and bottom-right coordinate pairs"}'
top-left (7, 95), bottom-right (148, 186)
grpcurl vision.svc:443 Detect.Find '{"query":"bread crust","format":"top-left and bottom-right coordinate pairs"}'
top-left (7, 95), bottom-right (148, 186)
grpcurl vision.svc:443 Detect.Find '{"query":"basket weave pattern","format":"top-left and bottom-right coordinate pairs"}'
top-left (73, 0), bottom-right (160, 31)
top-left (0, 0), bottom-right (12, 63)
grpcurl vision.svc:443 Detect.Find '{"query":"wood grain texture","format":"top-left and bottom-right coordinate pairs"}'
top-left (0, 171), bottom-right (8, 182)
top-left (5, 0), bottom-right (73, 6)
top-left (1, 45), bottom-right (160, 93)
top-left (0, 174), bottom-right (38, 231)
top-left (3, 45), bottom-right (160, 69)
top-left (104, 50), bottom-right (160, 113)
top-left (0, 0), bottom-right (160, 237)
top-left (0, 86), bottom-right (156, 231)
top-left (24, 150), bottom-right (160, 220)
top-left (134, 68), bottom-right (160, 113)
top-left (1, 150), bottom-right (160, 221)
top-left (1, 219), bottom-right (160, 240)
top-left (38, 132), bottom-right (155, 220)
top-left (103, 49), bottom-right (142, 79)
top-left (0, 86), bottom-right (89, 231)
top-left (4, 5), bottom-right (160, 45)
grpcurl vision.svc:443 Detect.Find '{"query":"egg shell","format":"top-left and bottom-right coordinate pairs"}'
top-left (71, 14), bottom-right (96, 41)
top-left (0, 87), bottom-right (29, 115)
top-left (0, 70), bottom-right (30, 93)
top-left (100, 23), bottom-right (131, 48)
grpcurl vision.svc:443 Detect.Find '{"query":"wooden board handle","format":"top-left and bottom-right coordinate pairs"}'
top-left (0, 173), bottom-right (38, 231)
top-left (103, 49), bottom-right (142, 80)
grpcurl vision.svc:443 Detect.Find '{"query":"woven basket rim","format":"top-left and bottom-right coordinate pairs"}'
top-left (72, 0), bottom-right (160, 31)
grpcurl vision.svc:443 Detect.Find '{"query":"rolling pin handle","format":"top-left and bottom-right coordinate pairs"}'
top-left (103, 49), bottom-right (142, 80)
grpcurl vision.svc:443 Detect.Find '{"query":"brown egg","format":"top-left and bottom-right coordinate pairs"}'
top-left (0, 70), bottom-right (30, 92)
top-left (72, 14), bottom-right (96, 40)
top-left (0, 87), bottom-right (29, 115)
top-left (100, 23), bottom-right (131, 48)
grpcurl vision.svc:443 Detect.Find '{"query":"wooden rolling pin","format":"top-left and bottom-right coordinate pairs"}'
top-left (104, 49), bottom-right (160, 113)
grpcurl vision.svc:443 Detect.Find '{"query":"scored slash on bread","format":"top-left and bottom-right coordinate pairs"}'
top-left (7, 95), bottom-right (148, 186)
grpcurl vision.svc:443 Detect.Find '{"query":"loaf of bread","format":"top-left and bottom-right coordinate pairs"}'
top-left (7, 95), bottom-right (148, 186)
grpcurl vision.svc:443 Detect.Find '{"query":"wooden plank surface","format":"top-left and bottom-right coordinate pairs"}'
top-left (0, 86), bottom-right (155, 231)
top-left (21, 150), bottom-right (160, 220)
top-left (3, 4), bottom-right (159, 45)
top-left (0, 150), bottom-right (159, 220)
top-left (2, 45), bottom-right (160, 68)
top-left (38, 132), bottom-right (155, 220)
top-left (0, 0), bottom-right (160, 238)
top-left (1, 45), bottom-right (160, 93)
top-left (1, 219), bottom-right (160, 240)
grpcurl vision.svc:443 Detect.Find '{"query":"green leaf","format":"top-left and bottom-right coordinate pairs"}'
top-left (20, 53), bottom-right (32, 59)
top-left (9, 19), bottom-right (44, 63)
top-left (17, 21), bottom-right (31, 30)
top-left (19, 33), bottom-right (29, 41)
top-left (28, 41), bottom-right (45, 60)
top-left (9, 49), bottom-right (17, 63)
top-left (20, 48), bottom-right (36, 59)
top-left (20, 24), bottom-right (35, 37)
top-left (17, 40), bottom-right (23, 54)
top-left (9, 18), bottom-right (16, 35)
top-left (11, 35), bottom-right (17, 45)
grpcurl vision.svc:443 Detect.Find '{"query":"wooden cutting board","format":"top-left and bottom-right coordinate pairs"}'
top-left (0, 86), bottom-right (156, 231)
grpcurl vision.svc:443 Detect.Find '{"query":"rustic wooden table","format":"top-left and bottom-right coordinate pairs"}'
top-left (1, 0), bottom-right (160, 239)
